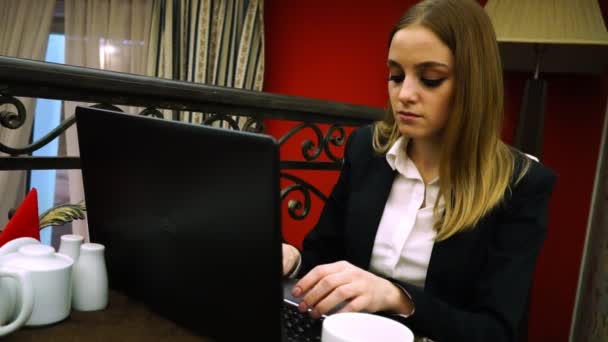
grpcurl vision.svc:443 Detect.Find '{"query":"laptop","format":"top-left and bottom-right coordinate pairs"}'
top-left (76, 106), bottom-right (293, 341)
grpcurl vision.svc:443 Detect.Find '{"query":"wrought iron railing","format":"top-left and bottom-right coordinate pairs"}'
top-left (0, 55), bottom-right (383, 225)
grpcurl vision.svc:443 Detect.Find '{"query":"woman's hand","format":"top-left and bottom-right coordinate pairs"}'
top-left (282, 243), bottom-right (301, 276)
top-left (291, 261), bottom-right (413, 318)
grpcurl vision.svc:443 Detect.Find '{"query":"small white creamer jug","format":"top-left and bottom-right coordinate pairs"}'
top-left (72, 243), bottom-right (108, 311)
top-left (58, 234), bottom-right (84, 263)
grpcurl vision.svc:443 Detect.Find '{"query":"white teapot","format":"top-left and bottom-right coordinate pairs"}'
top-left (0, 237), bottom-right (38, 334)
top-left (0, 239), bottom-right (73, 337)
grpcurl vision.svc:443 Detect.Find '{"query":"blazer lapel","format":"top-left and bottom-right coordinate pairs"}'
top-left (424, 217), bottom-right (484, 291)
top-left (349, 155), bottom-right (395, 269)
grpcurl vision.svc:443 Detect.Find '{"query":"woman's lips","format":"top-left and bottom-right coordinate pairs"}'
top-left (397, 111), bottom-right (421, 121)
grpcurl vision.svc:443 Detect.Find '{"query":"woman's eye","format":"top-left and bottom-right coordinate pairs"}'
top-left (388, 74), bottom-right (405, 83)
top-left (420, 77), bottom-right (446, 88)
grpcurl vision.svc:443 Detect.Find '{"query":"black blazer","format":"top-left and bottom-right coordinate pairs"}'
top-left (298, 126), bottom-right (556, 342)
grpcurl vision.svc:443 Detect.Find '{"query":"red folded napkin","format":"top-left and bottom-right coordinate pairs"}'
top-left (0, 188), bottom-right (41, 247)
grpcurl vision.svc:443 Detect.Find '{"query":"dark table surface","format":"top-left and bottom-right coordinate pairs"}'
top-left (4, 290), bottom-right (213, 342)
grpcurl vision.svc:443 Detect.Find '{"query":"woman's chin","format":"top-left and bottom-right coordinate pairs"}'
top-left (396, 125), bottom-right (441, 142)
top-left (396, 124), bottom-right (419, 138)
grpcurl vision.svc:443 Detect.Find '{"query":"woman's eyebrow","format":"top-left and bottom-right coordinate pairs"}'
top-left (387, 59), bottom-right (449, 70)
top-left (387, 59), bottom-right (402, 68)
top-left (415, 61), bottom-right (449, 70)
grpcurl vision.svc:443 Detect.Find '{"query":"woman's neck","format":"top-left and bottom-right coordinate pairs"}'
top-left (406, 138), bottom-right (441, 184)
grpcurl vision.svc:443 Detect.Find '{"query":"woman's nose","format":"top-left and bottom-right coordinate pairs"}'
top-left (398, 77), bottom-right (418, 103)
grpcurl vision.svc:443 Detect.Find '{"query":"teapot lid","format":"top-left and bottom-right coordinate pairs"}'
top-left (0, 237), bottom-right (39, 257)
top-left (1, 244), bottom-right (73, 271)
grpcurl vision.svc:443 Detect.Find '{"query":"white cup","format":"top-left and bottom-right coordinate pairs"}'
top-left (321, 312), bottom-right (414, 342)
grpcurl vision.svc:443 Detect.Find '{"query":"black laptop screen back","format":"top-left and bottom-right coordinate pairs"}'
top-left (75, 106), bottom-right (283, 341)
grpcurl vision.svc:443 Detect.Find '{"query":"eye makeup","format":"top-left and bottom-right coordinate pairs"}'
top-left (388, 74), bottom-right (405, 83)
top-left (388, 73), bottom-right (446, 89)
top-left (420, 77), bottom-right (446, 88)
top-left (387, 60), bottom-right (449, 88)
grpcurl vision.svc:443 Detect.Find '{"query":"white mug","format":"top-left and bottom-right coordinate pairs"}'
top-left (321, 312), bottom-right (414, 342)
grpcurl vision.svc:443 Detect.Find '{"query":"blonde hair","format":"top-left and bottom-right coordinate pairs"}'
top-left (373, 0), bottom-right (530, 240)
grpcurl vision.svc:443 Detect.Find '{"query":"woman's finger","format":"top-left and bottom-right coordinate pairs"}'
top-left (300, 270), bottom-right (350, 313)
top-left (293, 261), bottom-right (347, 297)
top-left (312, 281), bottom-right (359, 317)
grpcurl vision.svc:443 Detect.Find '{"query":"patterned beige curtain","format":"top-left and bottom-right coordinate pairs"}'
top-left (61, 0), bottom-right (265, 239)
top-left (156, 0), bottom-right (265, 125)
top-left (63, 0), bottom-right (159, 240)
top-left (570, 102), bottom-right (608, 342)
top-left (0, 0), bottom-right (56, 229)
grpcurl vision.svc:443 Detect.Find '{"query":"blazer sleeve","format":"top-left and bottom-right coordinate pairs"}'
top-left (393, 162), bottom-right (557, 342)
top-left (297, 128), bottom-right (359, 276)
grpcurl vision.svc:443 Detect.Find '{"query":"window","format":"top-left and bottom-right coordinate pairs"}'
top-left (29, 33), bottom-right (65, 245)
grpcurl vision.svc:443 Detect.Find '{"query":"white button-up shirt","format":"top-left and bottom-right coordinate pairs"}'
top-left (369, 137), bottom-right (443, 288)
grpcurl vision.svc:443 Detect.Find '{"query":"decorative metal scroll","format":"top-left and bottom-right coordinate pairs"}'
top-left (280, 172), bottom-right (330, 221)
top-left (0, 94), bottom-right (26, 130)
top-left (242, 117), bottom-right (265, 133)
top-left (0, 92), bottom-right (352, 223)
top-left (323, 125), bottom-right (347, 162)
top-left (0, 55), bottom-right (383, 236)
top-left (0, 110), bottom-right (76, 156)
top-left (139, 107), bottom-right (163, 118)
top-left (275, 123), bottom-right (349, 220)
top-left (278, 123), bottom-right (347, 163)
top-left (202, 113), bottom-right (241, 130)
top-left (0, 98), bottom-right (178, 156)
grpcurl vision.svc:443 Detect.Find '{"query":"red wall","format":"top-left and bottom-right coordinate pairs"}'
top-left (264, 0), bottom-right (409, 248)
top-left (264, 1), bottom-right (608, 341)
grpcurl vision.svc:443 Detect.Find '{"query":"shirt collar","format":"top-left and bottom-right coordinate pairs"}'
top-left (386, 137), bottom-right (439, 184)
top-left (385, 136), bottom-right (404, 170)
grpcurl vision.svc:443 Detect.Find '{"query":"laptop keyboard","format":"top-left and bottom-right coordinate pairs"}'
top-left (283, 301), bottom-right (323, 342)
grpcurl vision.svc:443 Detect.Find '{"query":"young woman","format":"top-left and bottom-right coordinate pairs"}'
top-left (282, 0), bottom-right (556, 341)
